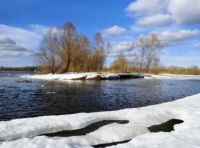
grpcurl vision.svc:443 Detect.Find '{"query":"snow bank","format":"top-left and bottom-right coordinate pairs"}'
top-left (1, 93), bottom-right (200, 147)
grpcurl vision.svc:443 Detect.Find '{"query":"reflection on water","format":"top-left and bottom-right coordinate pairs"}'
top-left (0, 72), bottom-right (200, 121)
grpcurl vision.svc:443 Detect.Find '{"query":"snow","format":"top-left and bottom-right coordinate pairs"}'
top-left (148, 74), bottom-right (200, 80)
top-left (22, 72), bottom-right (127, 81)
top-left (21, 72), bottom-right (144, 81)
top-left (22, 72), bottom-right (200, 81)
top-left (21, 73), bottom-right (89, 81)
top-left (85, 73), bottom-right (101, 80)
top-left (1, 93), bottom-right (200, 147)
top-left (22, 72), bottom-right (99, 81)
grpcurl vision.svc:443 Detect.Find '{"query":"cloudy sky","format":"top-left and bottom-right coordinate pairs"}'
top-left (0, 0), bottom-right (200, 67)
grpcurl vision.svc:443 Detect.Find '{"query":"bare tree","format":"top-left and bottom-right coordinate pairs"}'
top-left (76, 36), bottom-right (91, 71)
top-left (94, 32), bottom-right (104, 71)
top-left (133, 33), bottom-right (162, 72)
top-left (37, 29), bottom-right (58, 74)
top-left (110, 52), bottom-right (129, 72)
top-left (92, 32), bottom-right (111, 72)
top-left (57, 22), bottom-right (78, 73)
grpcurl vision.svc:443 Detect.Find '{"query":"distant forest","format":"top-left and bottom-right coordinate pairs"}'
top-left (0, 67), bottom-right (36, 72)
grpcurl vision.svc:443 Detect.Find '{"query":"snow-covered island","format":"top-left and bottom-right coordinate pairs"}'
top-left (21, 72), bottom-right (200, 82)
top-left (0, 93), bottom-right (200, 148)
top-left (21, 72), bottom-right (145, 81)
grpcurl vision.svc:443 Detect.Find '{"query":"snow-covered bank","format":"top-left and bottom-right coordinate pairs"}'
top-left (1, 93), bottom-right (200, 147)
top-left (21, 72), bottom-right (200, 82)
top-left (21, 72), bottom-right (144, 81)
top-left (149, 74), bottom-right (200, 80)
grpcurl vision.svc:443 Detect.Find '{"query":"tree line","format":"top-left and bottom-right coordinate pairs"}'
top-left (37, 21), bottom-right (200, 74)
top-left (37, 22), bottom-right (162, 74)
top-left (0, 66), bottom-right (36, 72)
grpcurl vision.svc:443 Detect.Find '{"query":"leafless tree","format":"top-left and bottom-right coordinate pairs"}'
top-left (91, 32), bottom-right (111, 72)
top-left (133, 33), bottom-right (162, 72)
top-left (93, 32), bottom-right (105, 71)
top-left (70, 35), bottom-right (90, 72)
top-left (37, 29), bottom-right (58, 74)
top-left (110, 52), bottom-right (129, 72)
top-left (57, 22), bottom-right (78, 73)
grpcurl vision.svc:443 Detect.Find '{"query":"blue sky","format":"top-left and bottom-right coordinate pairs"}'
top-left (0, 0), bottom-right (200, 67)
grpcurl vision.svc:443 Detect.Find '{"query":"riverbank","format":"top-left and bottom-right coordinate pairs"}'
top-left (0, 93), bottom-right (200, 147)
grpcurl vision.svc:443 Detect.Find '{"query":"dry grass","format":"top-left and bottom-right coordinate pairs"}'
top-left (148, 66), bottom-right (200, 75)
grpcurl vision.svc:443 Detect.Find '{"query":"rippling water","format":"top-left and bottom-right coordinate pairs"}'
top-left (0, 71), bottom-right (200, 121)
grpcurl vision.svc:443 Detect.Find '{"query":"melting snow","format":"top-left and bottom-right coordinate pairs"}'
top-left (0, 93), bottom-right (200, 147)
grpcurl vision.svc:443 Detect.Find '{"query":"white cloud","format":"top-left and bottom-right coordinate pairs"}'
top-left (126, 0), bottom-right (200, 26)
top-left (111, 41), bottom-right (132, 53)
top-left (0, 24), bottom-right (49, 59)
top-left (0, 24), bottom-right (46, 50)
top-left (0, 38), bottom-right (15, 45)
top-left (29, 24), bottom-right (49, 36)
top-left (193, 42), bottom-right (200, 48)
top-left (157, 29), bottom-right (200, 46)
top-left (168, 0), bottom-right (200, 24)
top-left (103, 25), bottom-right (126, 35)
top-left (126, 0), bottom-right (168, 16)
top-left (0, 37), bottom-right (35, 58)
top-left (137, 14), bottom-right (171, 26)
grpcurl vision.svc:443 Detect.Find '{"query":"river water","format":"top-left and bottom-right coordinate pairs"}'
top-left (0, 72), bottom-right (200, 121)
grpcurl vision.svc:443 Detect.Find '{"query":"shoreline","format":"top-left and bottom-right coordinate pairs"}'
top-left (21, 72), bottom-right (200, 81)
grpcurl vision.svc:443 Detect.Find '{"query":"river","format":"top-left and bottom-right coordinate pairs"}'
top-left (0, 71), bottom-right (200, 121)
